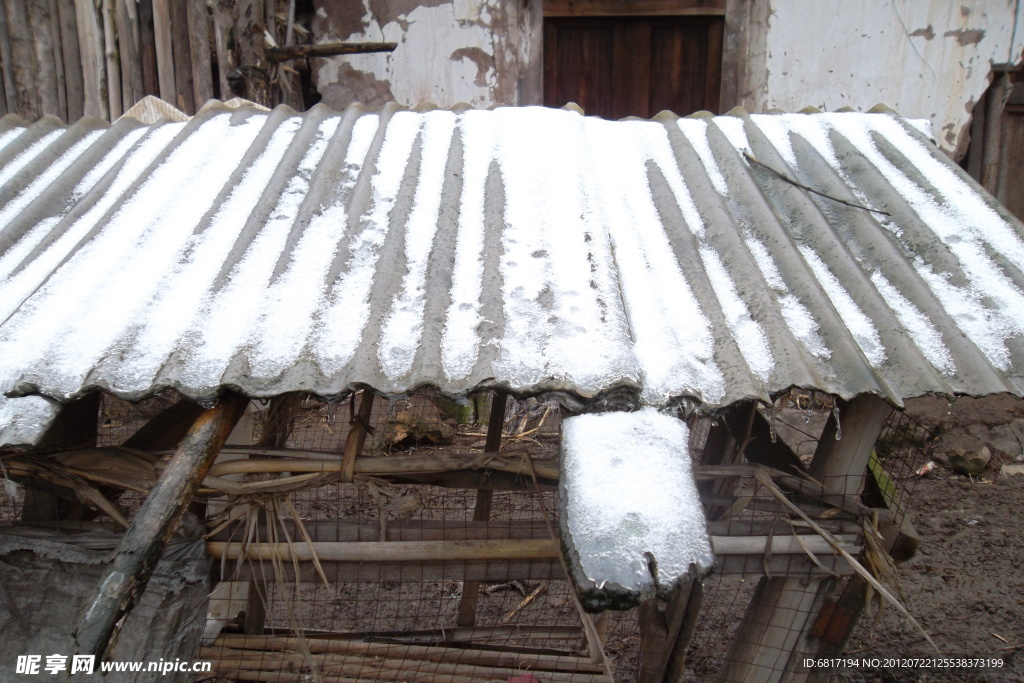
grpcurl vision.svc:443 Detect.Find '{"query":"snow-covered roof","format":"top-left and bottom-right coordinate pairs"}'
top-left (2, 99), bottom-right (1024, 444)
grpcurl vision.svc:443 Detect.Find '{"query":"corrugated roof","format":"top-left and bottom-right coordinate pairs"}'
top-left (1, 98), bottom-right (1023, 442)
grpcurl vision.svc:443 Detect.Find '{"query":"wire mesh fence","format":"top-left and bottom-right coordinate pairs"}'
top-left (0, 387), bottom-right (936, 682)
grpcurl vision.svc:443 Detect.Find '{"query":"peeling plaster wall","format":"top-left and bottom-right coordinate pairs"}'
top-left (762, 0), bottom-right (1024, 156)
top-left (312, 0), bottom-right (540, 110)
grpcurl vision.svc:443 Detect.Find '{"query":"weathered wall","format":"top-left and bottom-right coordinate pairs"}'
top-left (759, 0), bottom-right (1024, 156)
top-left (312, 0), bottom-right (541, 110)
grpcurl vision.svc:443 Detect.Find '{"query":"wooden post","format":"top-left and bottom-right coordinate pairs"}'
top-left (101, 0), bottom-right (121, 118)
top-left (169, 0), bottom-right (194, 113)
top-left (236, 0), bottom-right (270, 106)
top-left (638, 580), bottom-right (704, 683)
top-left (186, 0), bottom-right (213, 106)
top-left (137, 0), bottom-right (159, 97)
top-left (74, 391), bottom-right (248, 660)
top-left (74, 0), bottom-right (107, 118)
top-left (717, 394), bottom-right (890, 683)
top-left (151, 0), bottom-right (174, 102)
top-left (456, 391), bottom-right (508, 627)
top-left (340, 390), bottom-right (375, 482)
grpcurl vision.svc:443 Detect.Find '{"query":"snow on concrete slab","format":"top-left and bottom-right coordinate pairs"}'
top-left (560, 408), bottom-right (714, 610)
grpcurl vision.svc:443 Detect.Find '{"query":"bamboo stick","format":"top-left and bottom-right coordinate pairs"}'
top-left (206, 453), bottom-right (560, 481)
top-left (204, 635), bottom-right (604, 672)
top-left (74, 391), bottom-right (249, 659)
top-left (150, 0), bottom-right (174, 101)
top-left (207, 538), bottom-right (560, 563)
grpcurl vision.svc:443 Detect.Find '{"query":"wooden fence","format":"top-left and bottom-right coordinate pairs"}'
top-left (0, 0), bottom-right (304, 122)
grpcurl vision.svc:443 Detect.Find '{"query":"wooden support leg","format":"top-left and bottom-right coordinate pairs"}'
top-left (456, 391), bottom-right (508, 628)
top-left (341, 389), bottom-right (376, 482)
top-left (74, 391), bottom-right (248, 660)
top-left (717, 395), bottom-right (890, 683)
top-left (638, 579), bottom-right (704, 683)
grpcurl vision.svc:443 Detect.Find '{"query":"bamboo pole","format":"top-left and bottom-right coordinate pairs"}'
top-left (74, 391), bottom-right (248, 660)
top-left (205, 635), bottom-right (605, 672)
top-left (207, 538), bottom-right (559, 563)
top-left (150, 0), bottom-right (174, 101)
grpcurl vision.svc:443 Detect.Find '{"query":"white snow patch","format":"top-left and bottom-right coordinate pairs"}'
top-left (713, 117), bottom-right (752, 157)
top-left (676, 119), bottom-right (728, 196)
top-left (379, 111), bottom-right (457, 380)
top-left (870, 271), bottom-right (954, 374)
top-left (799, 245), bottom-right (885, 367)
top-left (562, 409), bottom-right (714, 593)
top-left (0, 395), bottom-right (58, 446)
top-left (441, 110), bottom-right (496, 381)
top-left (751, 115), bottom-right (798, 167)
top-left (700, 248), bottom-right (773, 382)
top-left (0, 127), bottom-right (25, 155)
top-left (0, 130), bottom-right (62, 188)
top-left (0, 130), bottom-right (103, 232)
top-left (745, 235), bottom-right (830, 360)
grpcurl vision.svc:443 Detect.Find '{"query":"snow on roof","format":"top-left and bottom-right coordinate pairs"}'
top-left (560, 408), bottom-right (714, 608)
top-left (1, 99), bottom-right (1024, 445)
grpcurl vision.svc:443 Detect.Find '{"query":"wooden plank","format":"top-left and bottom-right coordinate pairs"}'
top-left (74, 391), bottom-right (248, 659)
top-left (101, 0), bottom-right (120, 118)
top-left (186, 0), bottom-right (213, 107)
top-left (136, 0), bottom-right (158, 96)
top-left (5, 0), bottom-right (40, 119)
top-left (0, 0), bottom-right (17, 114)
top-left (27, 0), bottom-right (60, 118)
top-left (208, 538), bottom-right (560, 563)
top-left (223, 557), bottom-right (566, 584)
top-left (610, 19), bottom-right (649, 119)
top-left (236, 0), bottom-right (270, 105)
top-left (46, 0), bottom-right (67, 119)
top-left (56, 0), bottom-right (86, 119)
top-left (168, 0), bottom-right (193, 113)
top-left (74, 0), bottom-right (106, 118)
top-left (638, 579), bottom-right (700, 683)
top-left (115, 0), bottom-right (144, 110)
top-left (267, 42), bottom-right (397, 61)
top-left (545, 0), bottom-right (726, 17)
top-left (456, 391), bottom-right (507, 627)
top-left (210, 0), bottom-right (234, 99)
top-left (150, 0), bottom-right (174, 102)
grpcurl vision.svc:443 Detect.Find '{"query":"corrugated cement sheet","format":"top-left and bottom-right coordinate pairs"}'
top-left (1, 101), bottom-right (1023, 425)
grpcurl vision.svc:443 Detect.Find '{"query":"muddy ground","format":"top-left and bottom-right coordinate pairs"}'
top-left (837, 395), bottom-right (1024, 682)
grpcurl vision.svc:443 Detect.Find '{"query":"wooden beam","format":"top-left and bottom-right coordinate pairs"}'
top-left (717, 395), bottom-right (891, 683)
top-left (186, 0), bottom-right (213, 106)
top-left (544, 0), bottom-right (726, 17)
top-left (266, 41), bottom-right (397, 62)
top-left (74, 0), bottom-right (107, 118)
top-left (340, 390), bottom-right (375, 481)
top-left (638, 579), bottom-right (704, 683)
top-left (74, 391), bottom-right (248, 660)
top-left (457, 391), bottom-right (507, 627)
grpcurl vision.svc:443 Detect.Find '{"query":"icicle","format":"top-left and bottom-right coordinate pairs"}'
top-left (258, 398), bottom-right (270, 406)
top-left (197, 397), bottom-right (218, 409)
top-left (326, 402), bottom-right (337, 424)
top-left (832, 403), bottom-right (842, 441)
top-left (769, 403), bottom-right (777, 443)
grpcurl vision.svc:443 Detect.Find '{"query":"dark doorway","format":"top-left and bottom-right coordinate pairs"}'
top-left (543, 16), bottom-right (723, 120)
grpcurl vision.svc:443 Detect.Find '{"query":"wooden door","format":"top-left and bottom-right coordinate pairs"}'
top-left (543, 16), bottom-right (723, 119)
